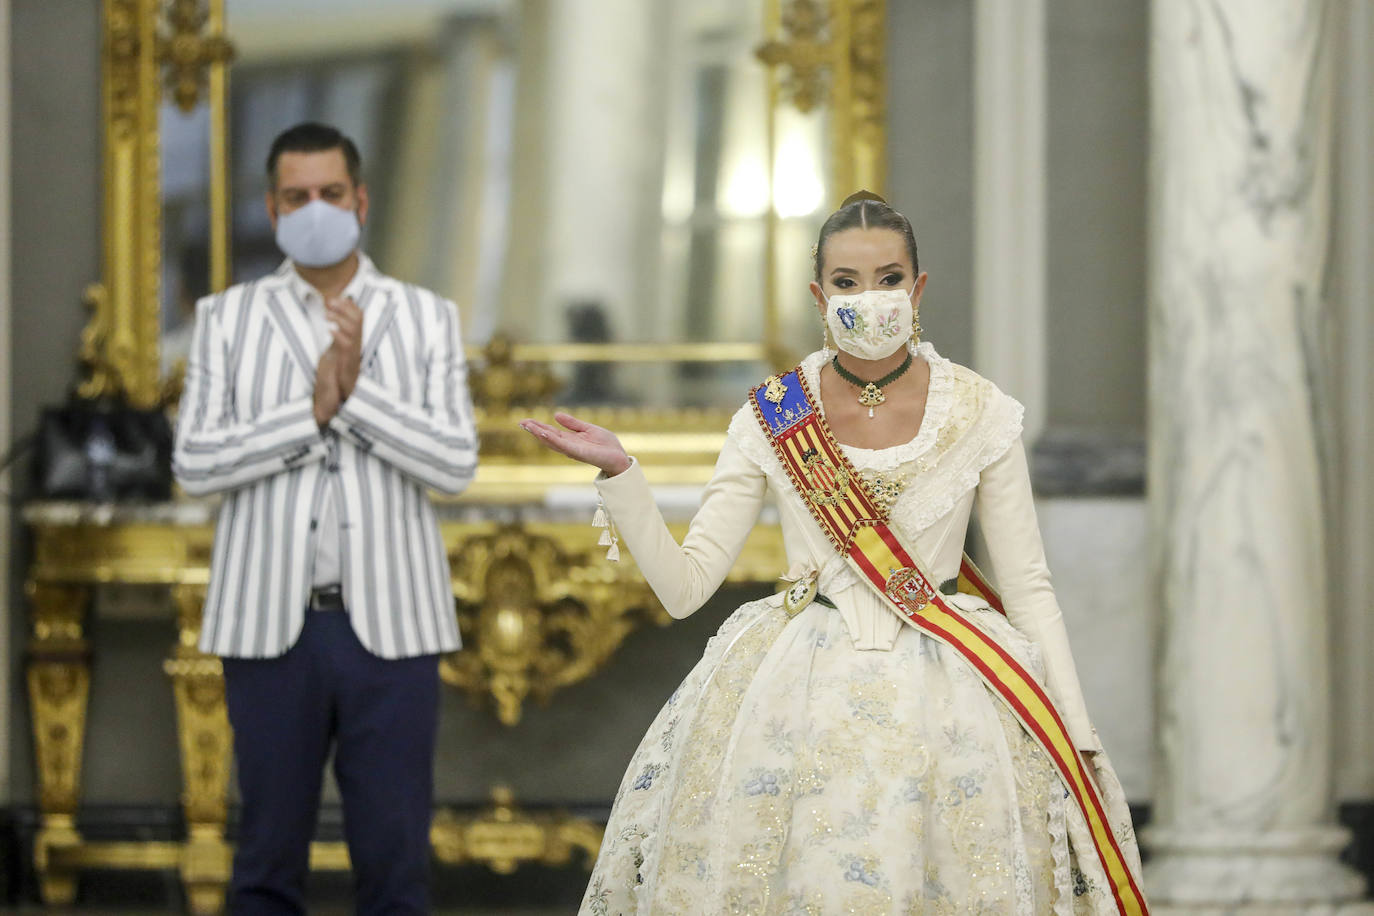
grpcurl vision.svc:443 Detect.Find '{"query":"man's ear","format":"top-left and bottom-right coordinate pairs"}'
top-left (356, 184), bottom-right (370, 227)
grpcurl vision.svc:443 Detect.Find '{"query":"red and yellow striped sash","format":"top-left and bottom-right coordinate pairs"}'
top-left (750, 367), bottom-right (1147, 916)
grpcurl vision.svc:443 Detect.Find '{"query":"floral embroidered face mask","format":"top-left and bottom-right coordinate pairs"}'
top-left (823, 286), bottom-right (915, 360)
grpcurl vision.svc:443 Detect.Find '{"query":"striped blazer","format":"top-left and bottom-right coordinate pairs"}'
top-left (173, 256), bottom-right (477, 659)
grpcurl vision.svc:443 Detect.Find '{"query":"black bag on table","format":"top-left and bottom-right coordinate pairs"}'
top-left (34, 397), bottom-right (173, 501)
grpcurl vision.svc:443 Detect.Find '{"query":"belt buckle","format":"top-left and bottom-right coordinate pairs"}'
top-left (310, 585), bottom-right (343, 611)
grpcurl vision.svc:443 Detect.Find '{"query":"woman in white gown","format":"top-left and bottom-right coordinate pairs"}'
top-left (521, 193), bottom-right (1146, 915)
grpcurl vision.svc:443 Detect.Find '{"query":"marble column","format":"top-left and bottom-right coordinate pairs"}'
top-left (534, 0), bottom-right (669, 344)
top-left (1144, 0), bottom-right (1367, 909)
top-left (972, 0), bottom-right (1047, 443)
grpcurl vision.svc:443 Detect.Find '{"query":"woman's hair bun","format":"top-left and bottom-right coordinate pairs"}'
top-left (813, 189), bottom-right (917, 280)
top-left (840, 189), bottom-right (888, 208)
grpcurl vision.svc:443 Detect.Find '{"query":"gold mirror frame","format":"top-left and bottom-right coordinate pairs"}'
top-left (82, 0), bottom-right (231, 409)
top-left (80, 0), bottom-right (886, 437)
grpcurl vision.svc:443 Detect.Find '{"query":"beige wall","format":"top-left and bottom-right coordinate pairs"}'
top-left (1330, 0), bottom-right (1374, 800)
top-left (1045, 0), bottom-right (1148, 431)
top-left (887, 0), bottom-right (975, 368)
top-left (8, 0), bottom-right (104, 803)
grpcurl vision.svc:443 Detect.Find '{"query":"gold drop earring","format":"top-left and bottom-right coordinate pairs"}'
top-left (910, 301), bottom-right (923, 350)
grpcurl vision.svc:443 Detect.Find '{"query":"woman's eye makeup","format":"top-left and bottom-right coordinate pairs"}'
top-left (829, 273), bottom-right (903, 290)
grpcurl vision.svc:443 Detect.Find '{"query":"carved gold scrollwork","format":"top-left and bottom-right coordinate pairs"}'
top-left (165, 584), bottom-right (233, 916)
top-left (430, 786), bottom-right (603, 874)
top-left (756, 0), bottom-right (831, 113)
top-left (26, 584), bottom-right (91, 817)
top-left (25, 582), bottom-right (92, 905)
top-left (82, 0), bottom-right (164, 407)
top-left (467, 335), bottom-right (564, 414)
top-left (158, 0), bottom-right (235, 113)
top-left (84, 0), bottom-right (233, 406)
top-left (105, 0), bottom-right (143, 139)
top-left (839, 0), bottom-right (886, 195)
top-left (756, 0), bottom-right (887, 198)
top-left (440, 525), bottom-right (670, 726)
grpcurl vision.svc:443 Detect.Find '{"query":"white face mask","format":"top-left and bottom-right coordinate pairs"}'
top-left (823, 286), bottom-right (915, 360)
top-left (274, 199), bottom-right (360, 268)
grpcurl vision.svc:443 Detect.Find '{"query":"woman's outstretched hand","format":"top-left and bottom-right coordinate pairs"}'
top-left (519, 412), bottom-right (632, 477)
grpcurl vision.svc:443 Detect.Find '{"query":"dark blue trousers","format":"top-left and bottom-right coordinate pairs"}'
top-left (222, 609), bottom-right (439, 916)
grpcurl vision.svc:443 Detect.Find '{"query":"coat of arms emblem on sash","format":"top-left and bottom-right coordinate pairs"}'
top-left (800, 447), bottom-right (851, 506)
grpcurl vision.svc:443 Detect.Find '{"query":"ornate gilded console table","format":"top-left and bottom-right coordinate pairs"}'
top-left (22, 436), bottom-right (784, 913)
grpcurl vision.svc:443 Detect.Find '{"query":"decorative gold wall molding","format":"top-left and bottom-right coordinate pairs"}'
top-left (756, 0), bottom-right (887, 200)
top-left (158, 0), bottom-right (234, 113)
top-left (467, 335), bottom-right (564, 413)
top-left (837, 0), bottom-right (887, 196)
top-left (440, 525), bottom-right (670, 725)
top-left (756, 0), bottom-right (830, 113)
top-left (431, 786), bottom-right (602, 874)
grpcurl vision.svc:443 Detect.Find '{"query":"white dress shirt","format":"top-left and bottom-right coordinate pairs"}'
top-left (284, 262), bottom-right (373, 590)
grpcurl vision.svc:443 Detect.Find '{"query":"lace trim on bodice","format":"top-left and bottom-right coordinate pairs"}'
top-left (729, 343), bottom-right (1025, 537)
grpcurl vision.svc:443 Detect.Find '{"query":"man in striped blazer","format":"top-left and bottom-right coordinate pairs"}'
top-left (173, 122), bottom-right (476, 915)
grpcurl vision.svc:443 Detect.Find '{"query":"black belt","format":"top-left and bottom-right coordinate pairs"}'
top-left (309, 584), bottom-right (345, 611)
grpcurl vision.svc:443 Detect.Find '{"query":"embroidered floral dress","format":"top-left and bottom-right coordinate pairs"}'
top-left (583, 344), bottom-right (1143, 915)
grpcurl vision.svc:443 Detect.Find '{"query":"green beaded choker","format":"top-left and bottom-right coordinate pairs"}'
top-left (831, 352), bottom-right (913, 418)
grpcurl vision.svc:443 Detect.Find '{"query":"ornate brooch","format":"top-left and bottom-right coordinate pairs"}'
top-left (859, 470), bottom-right (907, 518)
top-left (763, 374), bottom-right (788, 413)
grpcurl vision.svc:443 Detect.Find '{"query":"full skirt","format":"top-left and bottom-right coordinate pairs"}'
top-left (581, 594), bottom-right (1142, 915)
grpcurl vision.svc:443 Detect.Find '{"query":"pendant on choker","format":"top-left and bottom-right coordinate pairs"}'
top-left (832, 353), bottom-right (913, 419)
top-left (857, 383), bottom-right (885, 416)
